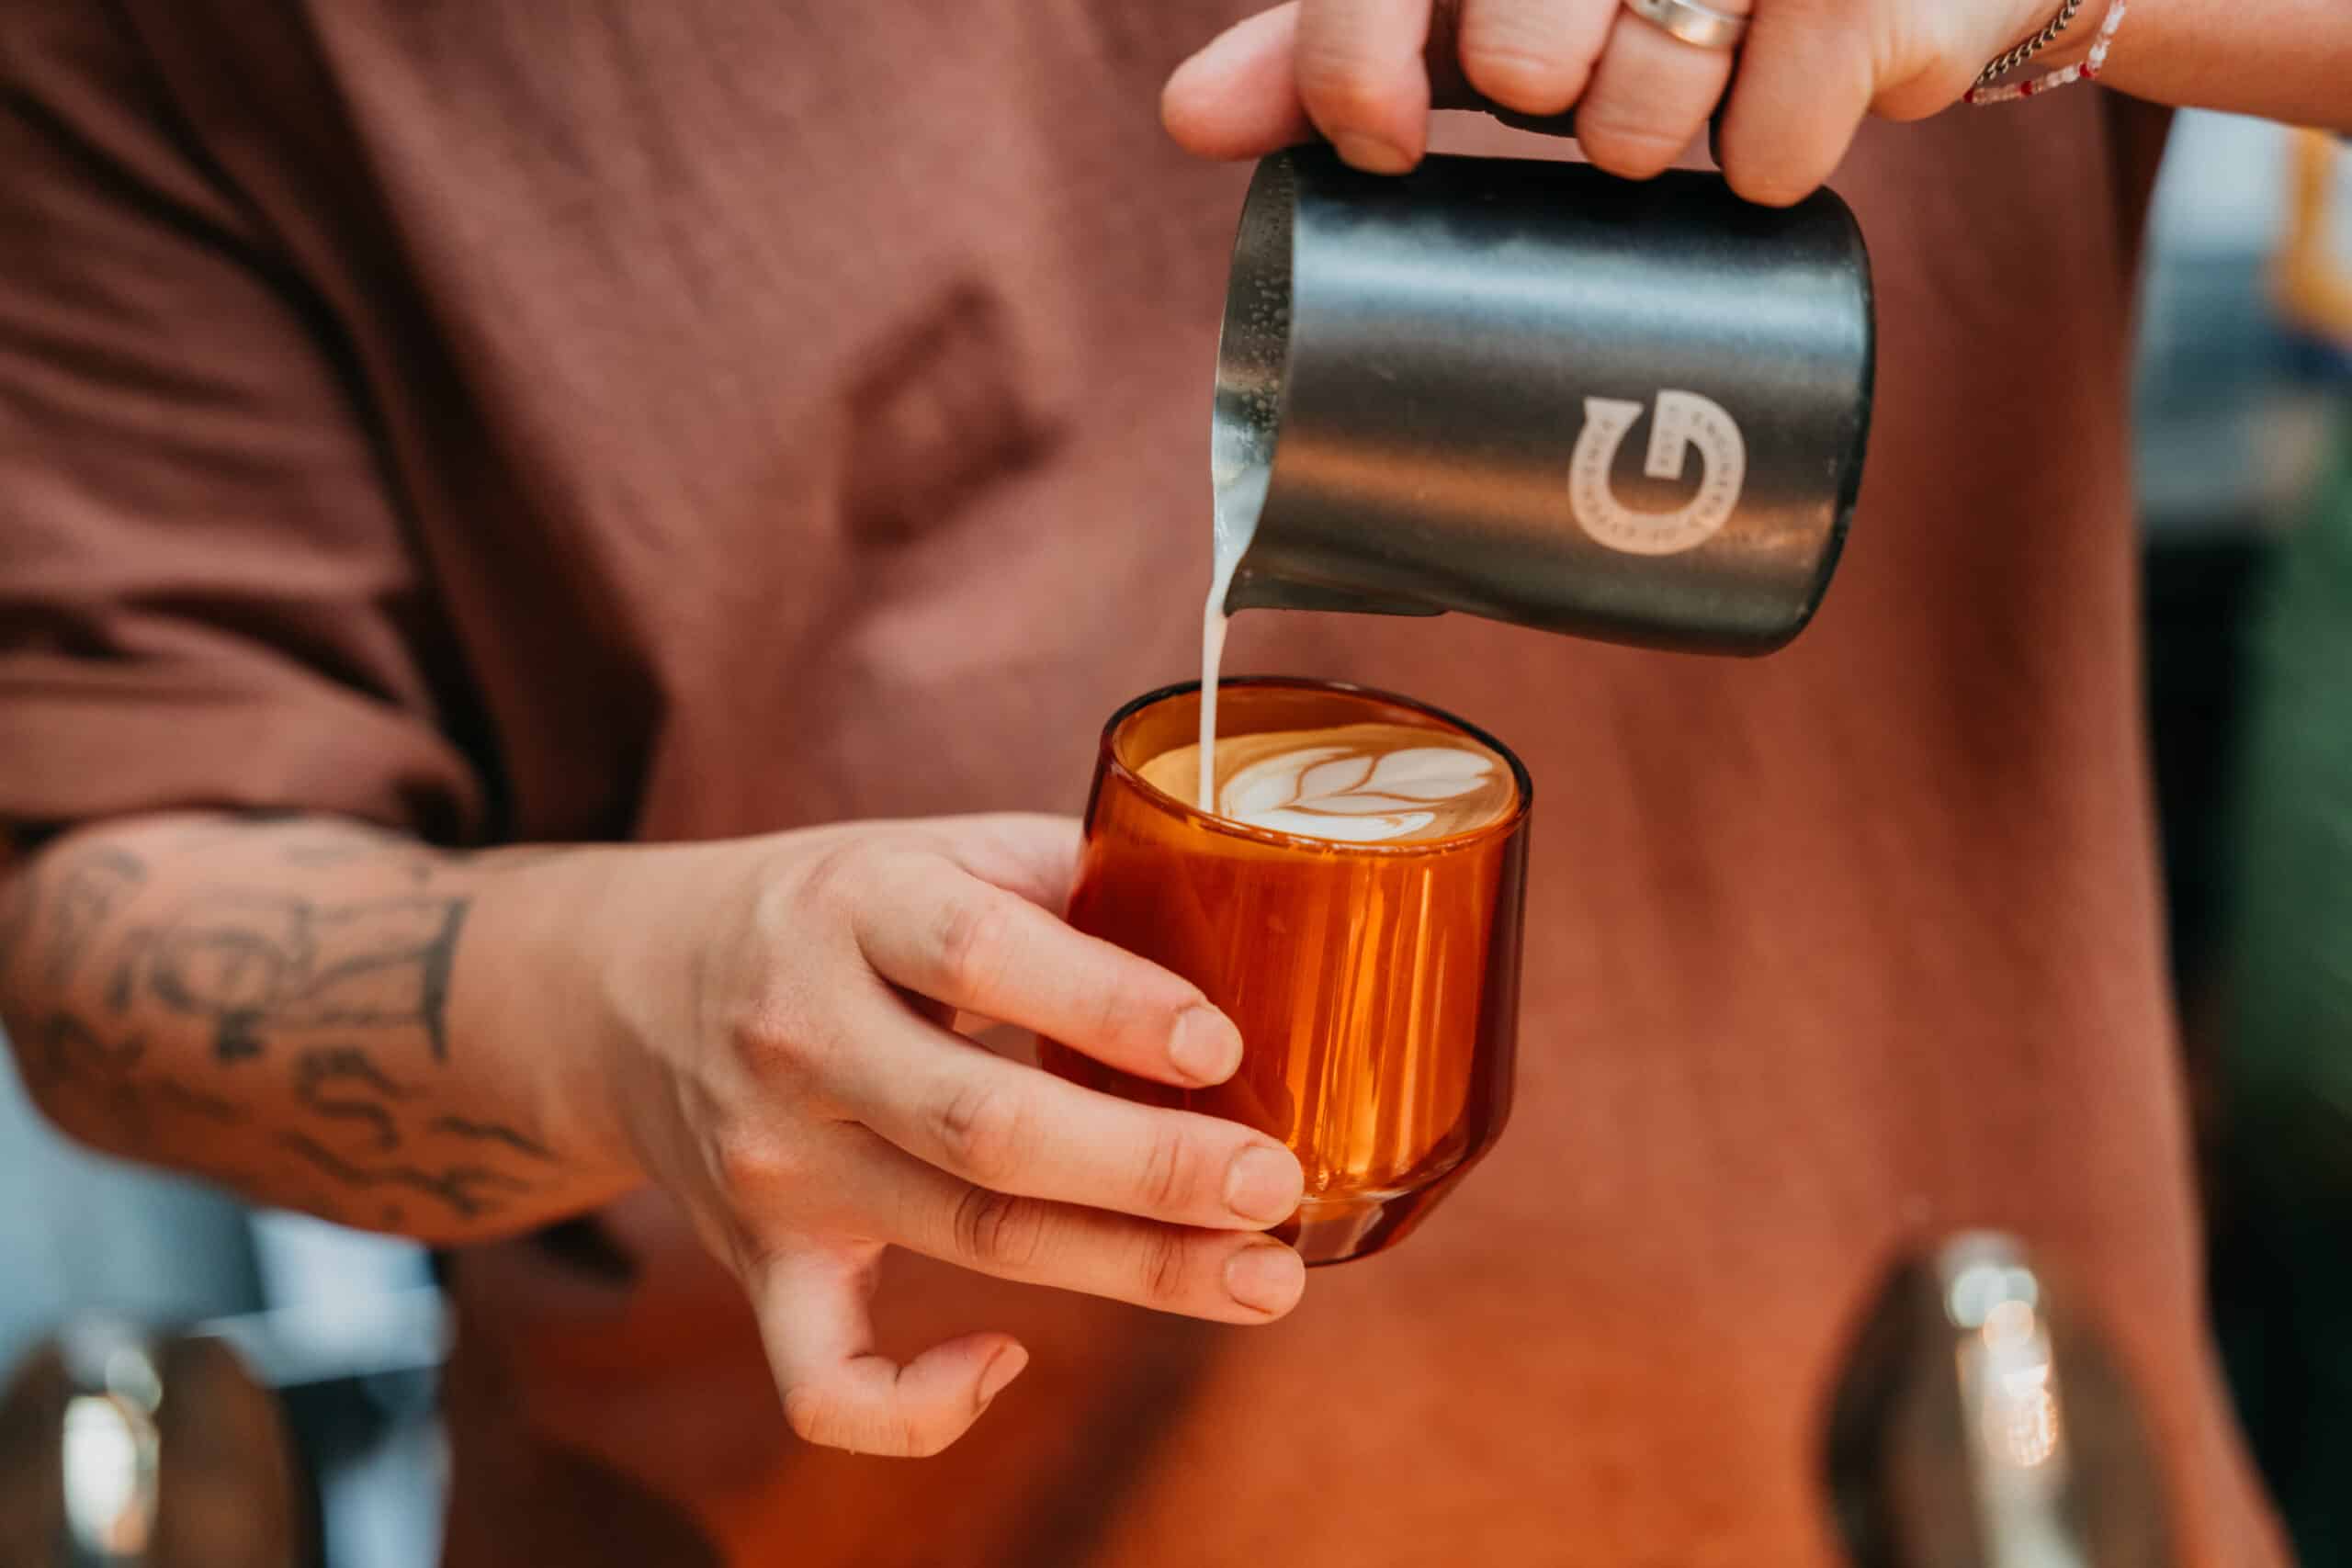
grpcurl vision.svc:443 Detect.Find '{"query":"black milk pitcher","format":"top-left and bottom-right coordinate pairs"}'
top-left (1213, 145), bottom-right (1874, 655)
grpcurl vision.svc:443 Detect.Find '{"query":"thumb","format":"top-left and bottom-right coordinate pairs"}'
top-left (748, 1238), bottom-right (1029, 1457)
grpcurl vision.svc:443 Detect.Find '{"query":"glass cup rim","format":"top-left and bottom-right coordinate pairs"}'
top-left (1096, 676), bottom-right (1534, 856)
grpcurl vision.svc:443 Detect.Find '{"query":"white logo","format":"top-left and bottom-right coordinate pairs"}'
top-left (1569, 389), bottom-right (1747, 556)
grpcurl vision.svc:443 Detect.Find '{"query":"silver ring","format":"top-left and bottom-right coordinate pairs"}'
top-left (1619, 0), bottom-right (1748, 50)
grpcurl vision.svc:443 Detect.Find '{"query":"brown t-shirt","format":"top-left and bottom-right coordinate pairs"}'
top-left (0, 3), bottom-right (2286, 1563)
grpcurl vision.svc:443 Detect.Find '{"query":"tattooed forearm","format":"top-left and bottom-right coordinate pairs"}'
top-left (28, 1010), bottom-right (145, 1081)
top-left (3, 810), bottom-right (614, 1243)
top-left (18, 1011), bottom-right (244, 1130)
top-left (294, 1046), bottom-right (409, 1101)
top-left (42, 848), bottom-right (148, 986)
top-left (146, 1077), bottom-right (244, 1123)
top-left (300, 1090), bottom-right (398, 1150)
top-left (112, 890), bottom-right (469, 1061)
top-left (294, 1047), bottom-right (414, 1151)
top-left (277, 1130), bottom-right (532, 1219)
top-left (270, 824), bottom-right (443, 884)
top-left (428, 1115), bottom-right (556, 1161)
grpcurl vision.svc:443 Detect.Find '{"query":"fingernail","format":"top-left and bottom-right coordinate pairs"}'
top-left (1170, 1006), bottom-right (1243, 1085)
top-left (976, 1344), bottom-right (1029, 1410)
top-left (1224, 1244), bottom-right (1306, 1315)
top-left (1224, 1145), bottom-right (1303, 1224)
top-left (1329, 130), bottom-right (1414, 175)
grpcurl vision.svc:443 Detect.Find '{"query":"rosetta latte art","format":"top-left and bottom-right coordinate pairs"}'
top-left (1137, 723), bottom-right (1515, 844)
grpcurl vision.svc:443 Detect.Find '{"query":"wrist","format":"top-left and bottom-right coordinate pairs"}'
top-left (446, 842), bottom-right (655, 1192)
top-left (2045, 0), bottom-right (2119, 69)
top-left (1996, 0), bottom-right (2114, 74)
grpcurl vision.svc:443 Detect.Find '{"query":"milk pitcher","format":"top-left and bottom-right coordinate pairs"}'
top-left (1213, 145), bottom-right (1874, 655)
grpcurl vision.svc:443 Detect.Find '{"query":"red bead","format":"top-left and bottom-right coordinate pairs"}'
top-left (2018, 78), bottom-right (2036, 95)
top-left (2081, 61), bottom-right (2099, 78)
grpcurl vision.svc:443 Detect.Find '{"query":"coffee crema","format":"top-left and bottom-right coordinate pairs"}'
top-left (1136, 722), bottom-right (1516, 844)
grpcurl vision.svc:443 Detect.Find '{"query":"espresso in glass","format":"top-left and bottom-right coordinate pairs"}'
top-left (1041, 678), bottom-right (1530, 1264)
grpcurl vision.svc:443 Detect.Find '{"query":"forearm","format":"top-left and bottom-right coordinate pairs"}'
top-left (2054, 0), bottom-right (2352, 130)
top-left (0, 812), bottom-right (644, 1243)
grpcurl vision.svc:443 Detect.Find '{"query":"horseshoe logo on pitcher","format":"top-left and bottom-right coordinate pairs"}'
top-left (1569, 389), bottom-right (1747, 557)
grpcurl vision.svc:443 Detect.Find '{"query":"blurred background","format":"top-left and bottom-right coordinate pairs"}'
top-left (2, 112), bottom-right (2348, 1566)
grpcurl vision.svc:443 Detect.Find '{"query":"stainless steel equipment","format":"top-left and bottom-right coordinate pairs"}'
top-left (1214, 144), bottom-right (1874, 654)
top-left (1824, 1232), bottom-right (2176, 1568)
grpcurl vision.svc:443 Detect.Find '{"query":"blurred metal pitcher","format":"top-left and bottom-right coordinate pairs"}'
top-left (0, 1320), bottom-right (304, 1568)
top-left (1214, 144), bottom-right (1874, 654)
top-left (1824, 1233), bottom-right (2177, 1568)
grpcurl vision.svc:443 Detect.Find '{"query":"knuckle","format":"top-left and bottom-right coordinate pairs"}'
top-left (1136, 1126), bottom-right (1198, 1214)
top-left (931, 889), bottom-right (1012, 995)
top-left (710, 1126), bottom-right (799, 1204)
top-left (1138, 1225), bottom-right (1192, 1305)
top-left (932, 1079), bottom-right (1026, 1187)
top-left (786, 839), bottom-right (877, 921)
top-left (1575, 110), bottom-right (1690, 175)
top-left (727, 995), bottom-right (808, 1076)
top-left (952, 1185), bottom-right (1049, 1270)
top-left (1084, 975), bottom-right (1159, 1060)
top-left (1293, 49), bottom-right (1396, 129)
top-left (784, 1381), bottom-right (964, 1459)
top-left (1458, 36), bottom-right (1582, 112)
top-left (780, 1383), bottom-right (850, 1450)
top-left (897, 1415), bottom-right (956, 1460)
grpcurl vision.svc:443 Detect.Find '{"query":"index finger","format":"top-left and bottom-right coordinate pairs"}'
top-left (1163, 5), bottom-right (1319, 161)
top-left (852, 849), bottom-right (1243, 1089)
top-left (1293, 0), bottom-right (1437, 171)
top-left (1164, 0), bottom-right (1440, 172)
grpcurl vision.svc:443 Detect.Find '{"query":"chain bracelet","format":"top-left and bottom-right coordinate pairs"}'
top-left (1973, 0), bottom-right (2085, 85)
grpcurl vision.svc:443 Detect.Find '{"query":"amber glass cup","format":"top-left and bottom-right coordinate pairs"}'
top-left (1040, 678), bottom-right (1531, 1265)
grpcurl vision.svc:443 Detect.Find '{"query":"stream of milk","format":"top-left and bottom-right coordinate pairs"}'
top-left (1197, 487), bottom-right (1258, 811)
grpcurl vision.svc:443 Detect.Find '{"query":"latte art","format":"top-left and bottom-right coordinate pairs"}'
top-left (1137, 723), bottom-right (1516, 844)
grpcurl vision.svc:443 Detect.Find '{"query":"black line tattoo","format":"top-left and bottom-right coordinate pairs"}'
top-left (148, 1077), bottom-right (244, 1123)
top-left (292, 1047), bottom-right (414, 1151)
top-left (41, 848), bottom-right (146, 987)
top-left (310, 1100), bottom-right (396, 1150)
top-left (113, 891), bottom-right (470, 1062)
top-left (427, 1115), bottom-right (555, 1161)
top-left (295, 1046), bottom-right (409, 1100)
top-left (21, 1014), bottom-right (244, 1126)
top-left (104, 935), bottom-right (142, 1012)
top-left (282, 1187), bottom-right (355, 1226)
top-left (30, 1011), bottom-right (145, 1083)
top-left (276, 1131), bottom-right (530, 1218)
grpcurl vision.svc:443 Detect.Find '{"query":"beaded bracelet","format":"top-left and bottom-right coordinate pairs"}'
top-left (1962, 0), bottom-right (2130, 105)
